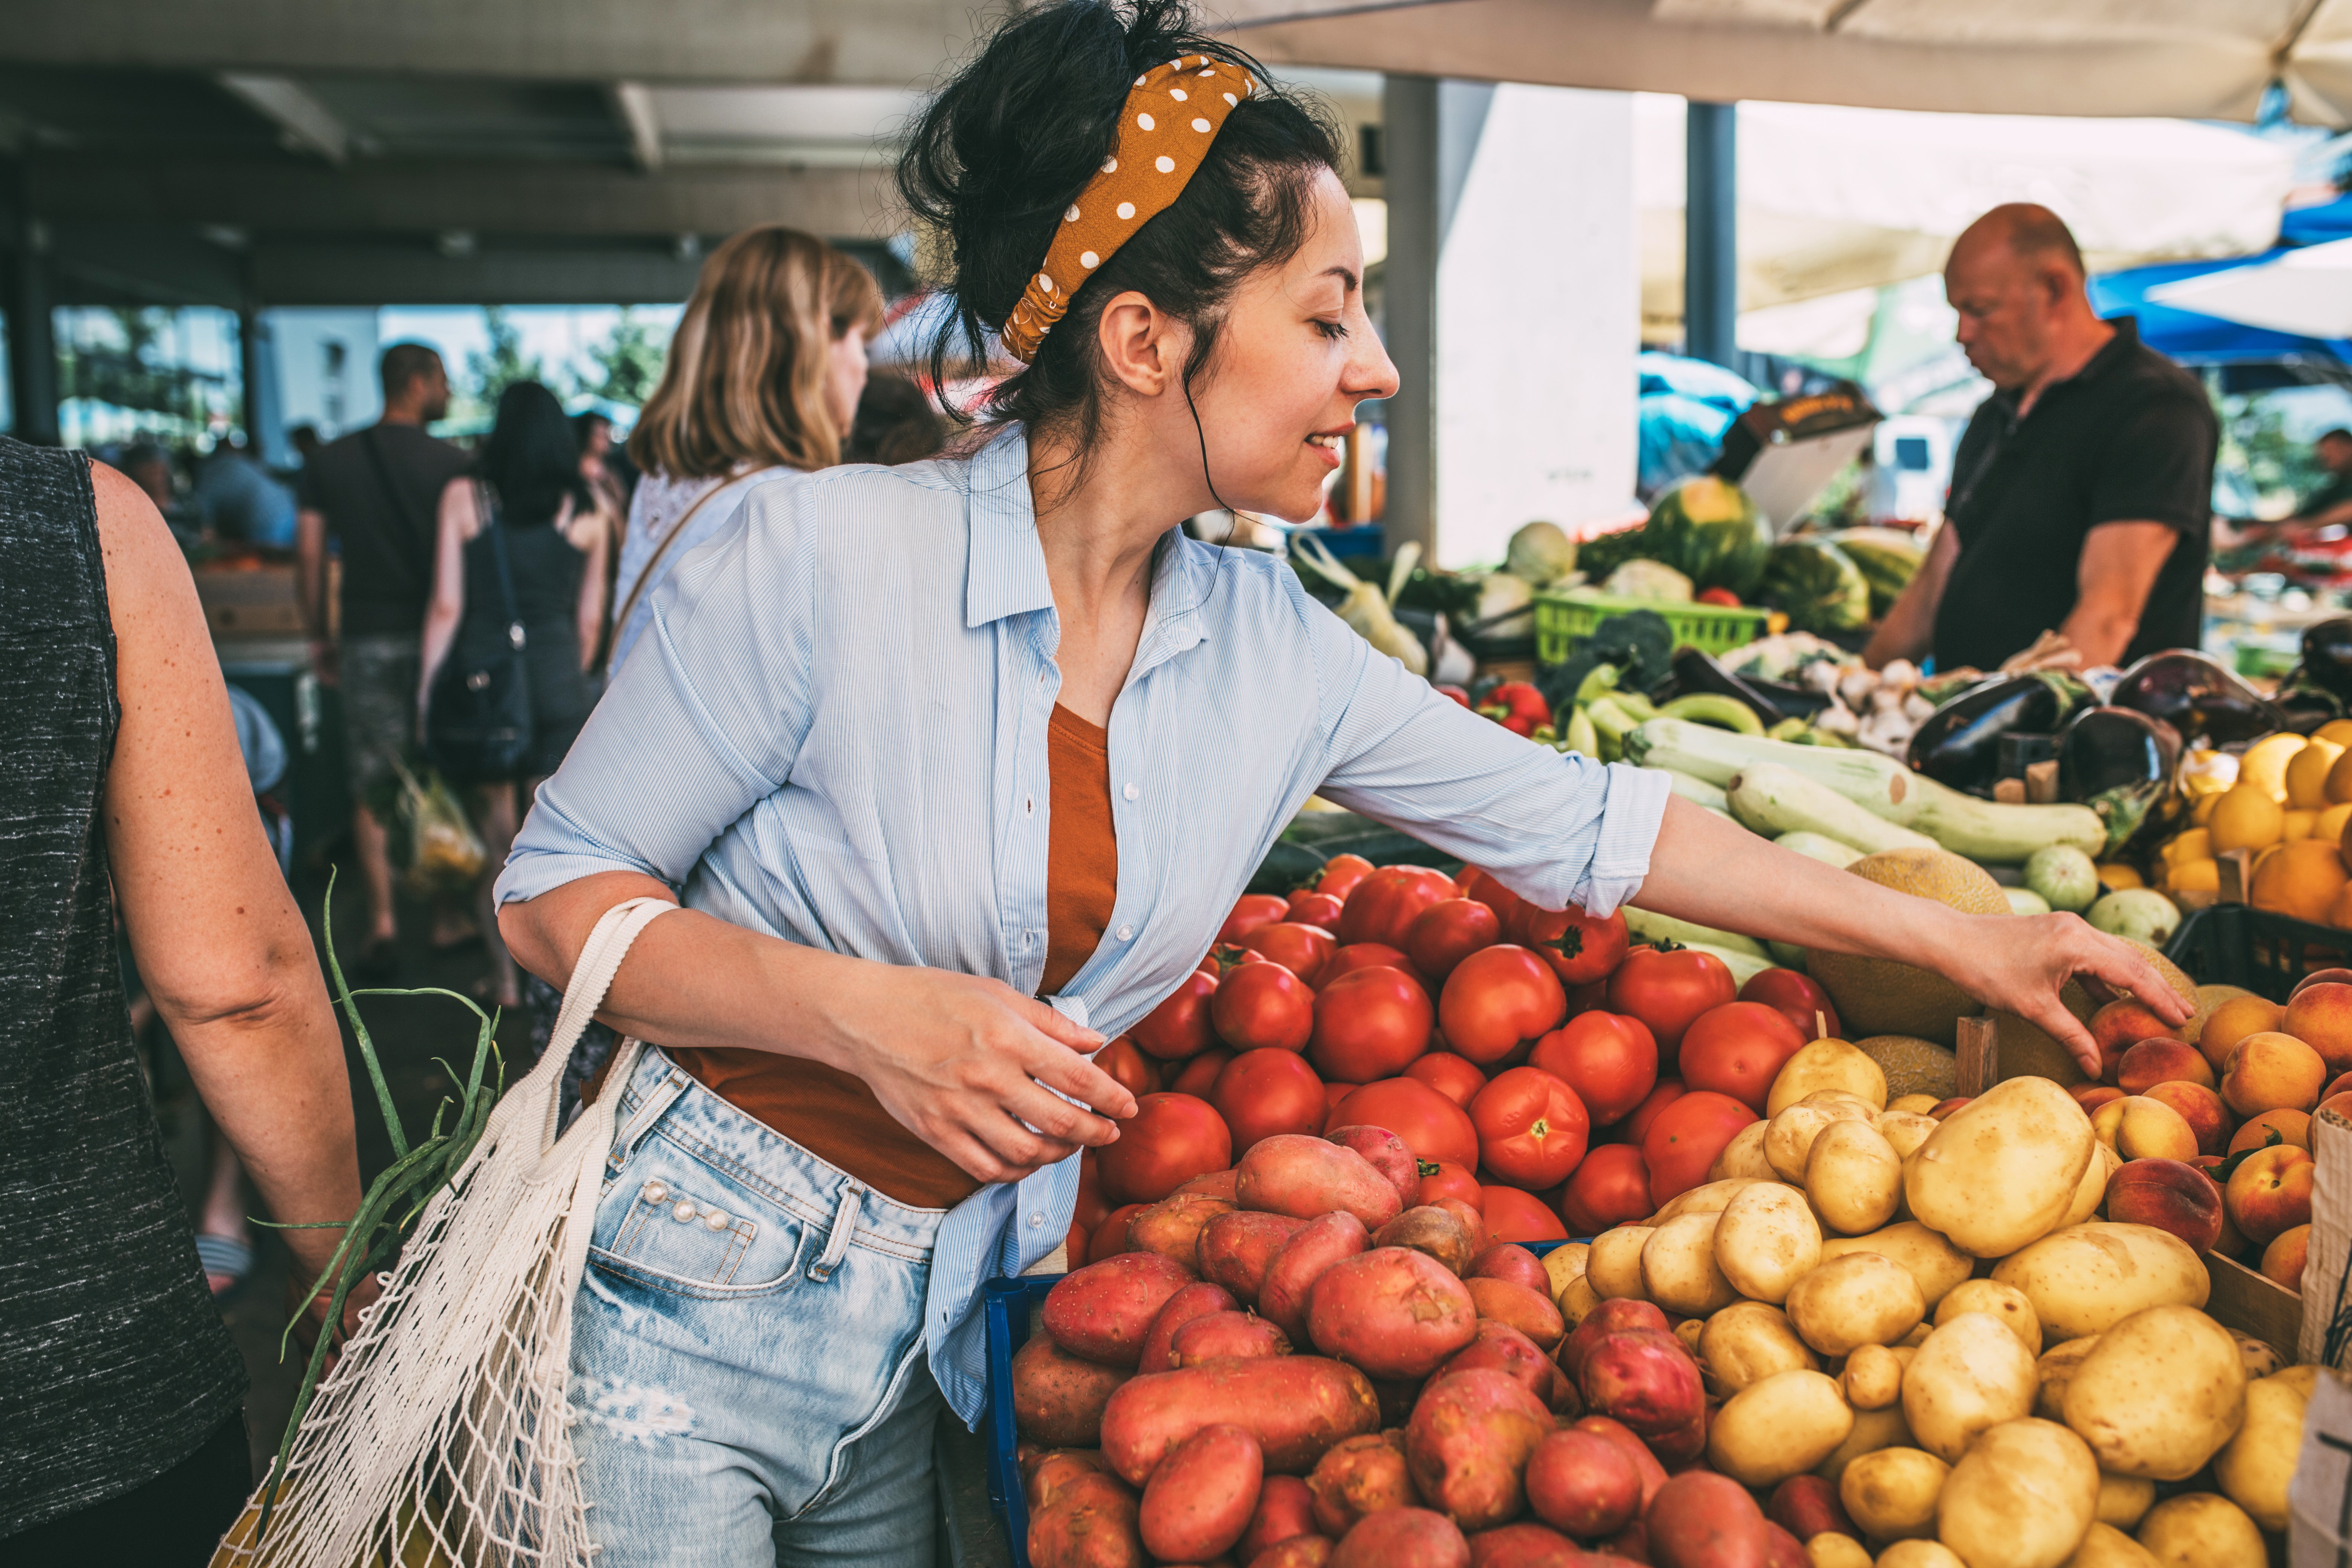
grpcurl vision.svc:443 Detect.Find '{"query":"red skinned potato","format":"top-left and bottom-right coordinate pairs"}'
top-left (1237, 1135), bottom-right (1407, 1230)
top-left (1765, 1475), bottom-right (1853, 1543)
top-left (1432, 1197), bottom-right (1488, 1254)
top-left (1373, 1206), bottom-right (1479, 1275)
top-left (1197, 1210), bottom-right (1309, 1300)
top-left (1237, 1473), bottom-right (1319, 1564)
top-left (1572, 1415), bottom-right (1669, 1513)
top-left (1645, 1471), bottom-right (1770, 1568)
top-left (1464, 1522), bottom-right (1585, 1567)
top-left (1308, 1429), bottom-right (1419, 1538)
top-left (1463, 1277), bottom-right (1564, 1351)
top-left (1433, 1320), bottom-right (1555, 1404)
top-left (1259, 1211), bottom-right (1374, 1340)
top-left (1648, 1401), bottom-right (1708, 1468)
top-left (1168, 1309), bottom-right (1291, 1366)
top-left (1013, 1332), bottom-right (1132, 1447)
top-left (1126, 1194), bottom-right (1236, 1269)
top-left (1174, 1168), bottom-right (1241, 1202)
top-left (1139, 1421), bottom-right (1263, 1563)
top-left (1403, 1368), bottom-right (1551, 1531)
top-left (1043, 1252), bottom-right (1199, 1369)
top-left (1465, 1244), bottom-right (1548, 1296)
top-left (1090, 1203), bottom-right (1147, 1263)
top-left (1097, 1354), bottom-right (1381, 1484)
top-left (1331, 1507), bottom-right (1471, 1568)
top-left (1577, 1329), bottom-right (1704, 1440)
top-left (1253, 1534), bottom-right (1338, 1568)
top-left (1308, 1247), bottom-right (1481, 1379)
top-left (1027, 1471), bottom-right (1145, 1568)
top-left (1557, 1298), bottom-right (1671, 1383)
top-left (1762, 1522), bottom-right (1806, 1568)
top-left (1327, 1124), bottom-right (1424, 1209)
top-left (1524, 1427), bottom-right (1642, 1538)
top-left (1137, 1281), bottom-right (1242, 1375)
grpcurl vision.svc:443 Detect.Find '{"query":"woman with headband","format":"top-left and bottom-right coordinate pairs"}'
top-left (495, 2), bottom-right (2181, 1559)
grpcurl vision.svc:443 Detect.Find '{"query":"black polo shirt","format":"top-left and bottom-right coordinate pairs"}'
top-left (1931, 316), bottom-right (2215, 673)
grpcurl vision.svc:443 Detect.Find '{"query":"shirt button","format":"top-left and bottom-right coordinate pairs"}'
top-left (1029, 1213), bottom-right (1043, 1228)
top-left (1117, 925), bottom-right (1135, 941)
top-left (1123, 783), bottom-right (1139, 801)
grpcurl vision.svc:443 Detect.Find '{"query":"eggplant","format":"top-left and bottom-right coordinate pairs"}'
top-left (2056, 705), bottom-right (2181, 853)
top-left (1905, 672), bottom-right (2092, 798)
top-left (2109, 649), bottom-right (2283, 746)
top-left (1669, 647), bottom-right (1784, 727)
top-left (2301, 618), bottom-right (2352, 701)
top-left (2274, 661), bottom-right (2347, 734)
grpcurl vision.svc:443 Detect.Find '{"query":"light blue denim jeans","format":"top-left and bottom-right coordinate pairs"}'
top-left (568, 1047), bottom-right (950, 1566)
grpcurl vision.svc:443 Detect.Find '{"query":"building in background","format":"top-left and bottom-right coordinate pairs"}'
top-left (267, 309), bottom-right (383, 442)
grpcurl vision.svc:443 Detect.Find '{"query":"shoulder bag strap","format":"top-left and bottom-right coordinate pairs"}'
top-left (478, 479), bottom-right (527, 652)
top-left (606, 474), bottom-right (740, 657)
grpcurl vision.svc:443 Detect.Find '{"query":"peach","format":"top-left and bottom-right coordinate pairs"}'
top-left (2262, 1224), bottom-right (2311, 1291)
top-left (2116, 1038), bottom-right (2216, 1094)
top-left (2328, 1071), bottom-right (2352, 1101)
top-left (2090, 998), bottom-right (2191, 1081)
top-left (2225, 1144), bottom-right (2316, 1248)
top-left (2104, 1157), bottom-right (2226, 1255)
top-left (2141, 1081), bottom-right (2229, 1156)
top-left (2222, 1032), bottom-right (2328, 1115)
top-left (2294, 967), bottom-right (2352, 996)
top-left (1929, 1098), bottom-right (1970, 1119)
top-left (2090, 1095), bottom-right (2199, 1163)
top-left (2285, 982), bottom-right (2352, 1076)
top-left (2072, 1084), bottom-right (2125, 1113)
top-left (2230, 1108), bottom-right (2312, 1154)
top-left (2199, 995), bottom-right (2285, 1072)
top-left (2319, 1091), bottom-right (2352, 1124)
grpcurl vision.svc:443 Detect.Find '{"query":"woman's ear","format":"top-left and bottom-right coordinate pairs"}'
top-left (1095, 291), bottom-right (1184, 398)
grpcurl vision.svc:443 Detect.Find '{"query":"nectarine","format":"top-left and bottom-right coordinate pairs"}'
top-left (2225, 1144), bottom-right (2315, 1248)
top-left (2104, 1157), bottom-right (2226, 1255)
top-left (2199, 994), bottom-right (2285, 1072)
top-left (2141, 1080), bottom-right (2228, 1156)
top-left (2221, 1031), bottom-right (2328, 1115)
top-left (2230, 1108), bottom-right (2312, 1154)
top-left (2090, 1095), bottom-right (2199, 1163)
top-left (2285, 982), bottom-right (2352, 1076)
top-left (2089, 998), bottom-right (2191, 1082)
top-left (2116, 1038), bottom-right (2216, 1094)
top-left (2262, 1223), bottom-right (2311, 1291)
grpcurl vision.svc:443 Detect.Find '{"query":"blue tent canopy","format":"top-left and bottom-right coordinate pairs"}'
top-left (2090, 252), bottom-right (2352, 373)
top-left (2282, 196), bottom-right (2352, 248)
top-left (1637, 351), bottom-right (1759, 498)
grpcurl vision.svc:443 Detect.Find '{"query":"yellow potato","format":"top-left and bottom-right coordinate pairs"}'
top-left (1815, 1403), bottom-right (1915, 1485)
top-left (1787, 1251), bottom-right (1927, 1356)
top-left (1990, 1224), bottom-right (2210, 1342)
top-left (1889, 1093), bottom-right (1943, 1116)
top-left (1805, 1534), bottom-right (1873, 1568)
top-left (1710, 1368), bottom-right (1856, 1485)
top-left (1876, 1542), bottom-right (1967, 1568)
top-left (1808, 1119), bottom-right (1905, 1236)
top-left (2133, 1493), bottom-right (2265, 1568)
top-left (1540, 1240), bottom-right (1589, 1305)
top-left (1641, 1211), bottom-right (1741, 1316)
top-left (1905, 1077), bottom-right (2096, 1258)
top-left (1556, 1272), bottom-right (1602, 1328)
top-left (1839, 1445), bottom-right (1948, 1542)
top-left (2062, 1305), bottom-right (2245, 1481)
top-left (1711, 1119), bottom-right (1778, 1181)
top-left (2095, 1473), bottom-right (2156, 1529)
top-left (1770, 1038), bottom-right (1891, 1115)
top-left (2063, 1521), bottom-right (2161, 1567)
top-left (1819, 1221), bottom-right (1975, 1311)
top-left (2211, 1370), bottom-right (2308, 1530)
top-left (2268, 1363), bottom-right (2317, 1399)
top-left (1844, 1344), bottom-right (1908, 1410)
top-left (1676, 1318), bottom-right (1706, 1358)
top-left (1903, 1312), bottom-right (2040, 1463)
top-left (1934, 1280), bottom-right (2044, 1355)
top-left (1936, 1417), bottom-right (2101, 1568)
top-left (1769, 1101), bottom-right (1873, 1183)
top-left (2234, 1335), bottom-right (2282, 1382)
top-left (2034, 1337), bottom-right (2101, 1422)
top-left (1874, 1111), bottom-right (1942, 1161)
top-left (1713, 1180), bottom-right (1823, 1305)
top-left (1585, 1225), bottom-right (1652, 1300)
top-left (1651, 1176), bottom-right (1761, 1224)
top-left (1700, 1300), bottom-right (1819, 1393)
top-left (2061, 1143), bottom-right (2121, 1229)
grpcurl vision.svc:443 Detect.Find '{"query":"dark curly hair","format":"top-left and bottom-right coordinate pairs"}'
top-left (898, 0), bottom-right (1343, 462)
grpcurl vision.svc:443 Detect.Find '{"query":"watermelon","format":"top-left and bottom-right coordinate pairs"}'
top-left (1760, 539), bottom-right (1870, 633)
top-left (1831, 527), bottom-right (1926, 616)
top-left (1645, 475), bottom-right (1772, 596)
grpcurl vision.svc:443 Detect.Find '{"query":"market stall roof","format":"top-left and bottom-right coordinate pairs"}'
top-left (2146, 238), bottom-right (2352, 343)
top-left (2091, 253), bottom-right (2352, 372)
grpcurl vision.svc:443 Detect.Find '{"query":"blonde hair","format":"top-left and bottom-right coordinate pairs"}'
top-left (629, 226), bottom-right (886, 481)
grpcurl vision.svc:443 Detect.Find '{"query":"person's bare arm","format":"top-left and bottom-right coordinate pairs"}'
top-left (499, 873), bottom-right (1139, 1186)
top-left (1861, 521), bottom-right (1956, 670)
top-left (2057, 520), bottom-right (2179, 669)
top-left (92, 462), bottom-right (364, 1311)
top-left (566, 496), bottom-right (612, 671)
top-left (1633, 797), bottom-right (2185, 1075)
top-left (416, 479), bottom-right (473, 720)
top-left (296, 505), bottom-right (334, 684)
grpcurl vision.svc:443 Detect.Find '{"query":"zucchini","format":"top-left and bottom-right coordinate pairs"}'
top-left (1692, 941), bottom-right (1776, 987)
top-left (1906, 786), bottom-right (2107, 865)
top-left (1727, 763), bottom-right (1937, 855)
top-left (1660, 692), bottom-right (1765, 735)
top-left (1775, 830), bottom-right (1865, 870)
top-left (1657, 768), bottom-right (1729, 815)
top-left (1623, 907), bottom-right (1768, 960)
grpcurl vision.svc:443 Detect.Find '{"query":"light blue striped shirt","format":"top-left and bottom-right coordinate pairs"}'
top-left (496, 423), bottom-right (1670, 1426)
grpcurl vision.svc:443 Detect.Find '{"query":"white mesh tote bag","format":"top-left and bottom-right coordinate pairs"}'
top-left (214, 895), bottom-right (676, 1567)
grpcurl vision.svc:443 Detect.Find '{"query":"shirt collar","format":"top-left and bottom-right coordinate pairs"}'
top-left (1996, 314), bottom-right (2142, 420)
top-left (963, 424), bottom-right (1057, 629)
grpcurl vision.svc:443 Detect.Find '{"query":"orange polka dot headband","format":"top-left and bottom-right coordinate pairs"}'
top-left (998, 54), bottom-right (1259, 363)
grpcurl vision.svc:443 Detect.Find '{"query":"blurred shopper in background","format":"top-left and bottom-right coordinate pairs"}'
top-left (194, 430), bottom-right (298, 549)
top-left (296, 343), bottom-right (472, 975)
top-left (845, 369), bottom-right (949, 466)
top-left (607, 225), bottom-right (882, 671)
top-left (121, 439), bottom-right (200, 541)
top-left (0, 442), bottom-right (364, 1564)
top-left (419, 380), bottom-right (613, 1010)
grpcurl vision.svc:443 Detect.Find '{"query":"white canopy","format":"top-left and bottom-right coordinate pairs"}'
top-left (2149, 236), bottom-right (2352, 340)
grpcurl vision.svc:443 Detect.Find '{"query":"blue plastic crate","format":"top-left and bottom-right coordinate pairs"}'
top-left (984, 1238), bottom-right (1576, 1565)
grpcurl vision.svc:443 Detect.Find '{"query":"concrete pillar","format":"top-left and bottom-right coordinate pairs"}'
top-left (5, 165), bottom-right (58, 445)
top-left (1684, 100), bottom-right (1738, 368)
top-left (239, 302), bottom-right (291, 466)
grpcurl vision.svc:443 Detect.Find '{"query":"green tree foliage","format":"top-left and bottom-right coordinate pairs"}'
top-left (466, 307), bottom-right (545, 408)
top-left (57, 307), bottom-right (233, 428)
top-left (2216, 390), bottom-right (2330, 513)
top-left (580, 307), bottom-right (668, 409)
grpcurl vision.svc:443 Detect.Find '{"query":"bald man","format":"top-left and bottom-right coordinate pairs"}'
top-left (1864, 205), bottom-right (2216, 673)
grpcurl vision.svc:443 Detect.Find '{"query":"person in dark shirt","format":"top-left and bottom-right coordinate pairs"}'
top-left (1864, 204), bottom-right (2217, 674)
top-left (294, 344), bottom-right (472, 969)
top-left (2293, 428), bottom-right (2352, 529)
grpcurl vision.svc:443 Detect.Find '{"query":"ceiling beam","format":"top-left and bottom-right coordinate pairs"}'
top-left (607, 82), bottom-right (664, 172)
top-left (248, 240), bottom-right (707, 306)
top-left (215, 73), bottom-right (349, 163)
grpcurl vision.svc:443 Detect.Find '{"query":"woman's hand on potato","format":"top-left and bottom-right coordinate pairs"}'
top-left (1941, 911), bottom-right (2190, 1079)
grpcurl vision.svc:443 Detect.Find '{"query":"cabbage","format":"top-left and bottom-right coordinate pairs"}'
top-left (1645, 475), bottom-right (1772, 596)
top-left (1758, 539), bottom-right (1870, 633)
top-left (1602, 559), bottom-right (1695, 602)
top-left (1505, 521), bottom-right (1579, 586)
top-left (1472, 571), bottom-right (1535, 636)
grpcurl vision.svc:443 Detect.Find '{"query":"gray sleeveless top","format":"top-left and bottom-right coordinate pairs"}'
top-left (0, 439), bottom-right (246, 1534)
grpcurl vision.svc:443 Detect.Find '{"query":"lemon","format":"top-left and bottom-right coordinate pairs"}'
top-left (2288, 809), bottom-right (2320, 841)
top-left (2323, 802), bottom-right (2352, 845)
top-left (2193, 792), bottom-right (2219, 826)
top-left (2167, 857), bottom-right (2220, 894)
top-left (2162, 828), bottom-right (2211, 865)
top-left (2209, 782), bottom-right (2286, 854)
top-left (2241, 732), bottom-right (2306, 802)
top-left (2095, 862), bottom-right (2145, 890)
top-left (2289, 740), bottom-right (2344, 810)
top-left (2317, 719), bottom-right (2352, 749)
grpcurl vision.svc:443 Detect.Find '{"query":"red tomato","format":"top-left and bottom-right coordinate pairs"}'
top-left (1132, 970), bottom-right (1219, 1060)
top-left (1522, 906), bottom-right (1630, 987)
top-left (1210, 961), bottom-right (1315, 1052)
top-left (1322, 943), bottom-right (1433, 995)
top-left (1436, 684), bottom-right (1472, 708)
top-left (1316, 853), bottom-right (1375, 901)
top-left (1075, 1147), bottom-right (1111, 1233)
top-left (1335, 865), bottom-right (1459, 948)
top-left (1640, 1090), bottom-right (1759, 1203)
top-left (1331, 1078), bottom-right (1480, 1168)
top-left (1169, 1047), bottom-right (1232, 1098)
top-left (1404, 1051), bottom-right (1490, 1108)
top-left (1063, 1218), bottom-right (1090, 1270)
top-left (1091, 1202), bottom-right (1148, 1261)
top-left (1286, 890), bottom-right (1347, 931)
top-left (1418, 1159), bottom-right (1483, 1208)
top-left (1606, 945), bottom-right (1739, 1061)
top-left (1200, 943), bottom-right (1266, 978)
top-left (1677, 1001), bottom-right (1806, 1115)
top-left (1405, 898), bottom-right (1502, 983)
top-left (1093, 1036), bottom-right (1163, 1099)
top-left (1219, 893), bottom-right (1291, 945)
top-left (1459, 869), bottom-right (1530, 943)
top-left (1739, 968), bottom-right (1842, 1043)
top-left (1097, 1092), bottom-right (1235, 1205)
top-left (1620, 1077), bottom-right (1686, 1147)
top-left (1309, 966), bottom-right (1434, 1084)
top-left (1211, 1048), bottom-right (1328, 1152)
top-left (1530, 1011), bottom-right (1659, 1127)
top-left (1696, 586), bottom-right (1743, 608)
top-left (1481, 1184), bottom-right (1570, 1243)
top-left (1321, 1080), bottom-right (1355, 1128)
top-left (1561, 1144), bottom-right (1652, 1234)
top-left (1242, 922), bottom-right (1338, 986)
top-left (1469, 1066), bottom-right (1591, 1189)
top-left (1439, 945), bottom-right (1569, 1065)
top-left (1481, 681), bottom-right (1552, 734)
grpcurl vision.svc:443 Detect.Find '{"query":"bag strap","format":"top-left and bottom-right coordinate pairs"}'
top-left (548, 897), bottom-right (675, 1065)
top-left (477, 480), bottom-right (527, 652)
top-left (607, 474), bottom-right (740, 658)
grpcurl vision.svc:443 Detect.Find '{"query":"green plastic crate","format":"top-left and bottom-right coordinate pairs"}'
top-left (1533, 587), bottom-right (1769, 664)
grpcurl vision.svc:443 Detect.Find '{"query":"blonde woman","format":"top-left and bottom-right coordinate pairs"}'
top-left (608, 227), bottom-right (885, 670)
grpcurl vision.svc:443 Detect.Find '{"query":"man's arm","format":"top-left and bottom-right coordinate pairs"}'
top-left (1861, 520), bottom-right (1957, 669)
top-left (2057, 520), bottom-right (2179, 668)
top-left (295, 505), bottom-right (333, 684)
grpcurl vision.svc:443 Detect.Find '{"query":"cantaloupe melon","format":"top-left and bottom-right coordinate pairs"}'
top-left (1992, 940), bottom-right (2198, 1087)
top-left (1854, 1035), bottom-right (1958, 1100)
top-left (1807, 848), bottom-right (2010, 1047)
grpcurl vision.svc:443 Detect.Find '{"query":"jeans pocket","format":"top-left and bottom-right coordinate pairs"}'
top-left (588, 1136), bottom-right (810, 1300)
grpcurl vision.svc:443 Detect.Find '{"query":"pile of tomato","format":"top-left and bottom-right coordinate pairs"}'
top-left (1071, 856), bottom-right (1843, 1269)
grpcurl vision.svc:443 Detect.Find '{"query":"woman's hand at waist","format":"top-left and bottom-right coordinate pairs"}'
top-left (500, 870), bottom-right (1138, 1184)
